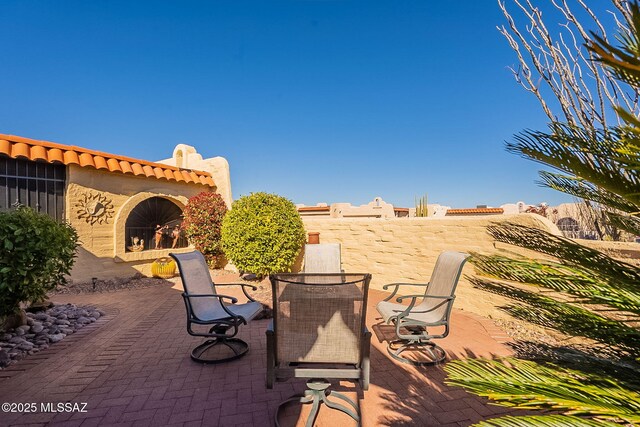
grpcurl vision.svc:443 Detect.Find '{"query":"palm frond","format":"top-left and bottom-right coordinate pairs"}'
top-left (589, 2), bottom-right (640, 87)
top-left (538, 171), bottom-right (639, 213)
top-left (603, 210), bottom-right (640, 236)
top-left (507, 124), bottom-right (640, 206)
top-left (471, 254), bottom-right (640, 315)
top-left (473, 414), bottom-right (620, 427)
top-left (486, 223), bottom-right (640, 287)
top-left (445, 358), bottom-right (640, 424)
top-left (469, 277), bottom-right (640, 356)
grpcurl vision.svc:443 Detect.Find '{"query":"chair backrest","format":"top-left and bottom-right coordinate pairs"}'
top-left (270, 273), bottom-right (370, 364)
top-left (170, 251), bottom-right (222, 320)
top-left (419, 251), bottom-right (470, 320)
top-left (303, 243), bottom-right (342, 273)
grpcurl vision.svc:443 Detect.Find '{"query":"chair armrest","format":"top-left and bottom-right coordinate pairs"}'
top-left (395, 294), bottom-right (453, 303)
top-left (382, 282), bottom-right (429, 301)
top-left (215, 283), bottom-right (258, 302)
top-left (182, 292), bottom-right (238, 305)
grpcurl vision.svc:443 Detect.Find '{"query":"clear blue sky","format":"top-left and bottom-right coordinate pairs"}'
top-left (1, 0), bottom-right (599, 208)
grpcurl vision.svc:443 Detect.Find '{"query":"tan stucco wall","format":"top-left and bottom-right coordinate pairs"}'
top-left (66, 165), bottom-right (215, 282)
top-left (301, 214), bottom-right (559, 319)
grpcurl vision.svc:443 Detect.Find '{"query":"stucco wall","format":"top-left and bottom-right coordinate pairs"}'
top-left (66, 165), bottom-right (214, 282)
top-left (301, 213), bottom-right (560, 319)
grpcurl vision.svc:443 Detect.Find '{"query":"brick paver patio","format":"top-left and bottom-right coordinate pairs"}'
top-left (0, 275), bottom-right (519, 426)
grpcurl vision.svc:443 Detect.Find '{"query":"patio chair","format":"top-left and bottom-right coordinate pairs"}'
top-left (267, 273), bottom-right (371, 427)
top-left (170, 250), bottom-right (262, 364)
top-left (303, 243), bottom-right (342, 273)
top-left (376, 251), bottom-right (470, 366)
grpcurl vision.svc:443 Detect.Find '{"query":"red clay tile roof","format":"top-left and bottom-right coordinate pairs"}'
top-left (394, 207), bottom-right (410, 213)
top-left (446, 208), bottom-right (504, 215)
top-left (0, 134), bottom-right (215, 187)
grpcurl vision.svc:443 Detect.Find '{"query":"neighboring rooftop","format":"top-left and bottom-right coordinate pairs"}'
top-left (0, 133), bottom-right (215, 187)
top-left (446, 207), bottom-right (504, 216)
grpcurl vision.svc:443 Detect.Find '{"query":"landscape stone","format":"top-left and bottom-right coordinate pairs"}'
top-left (0, 349), bottom-right (9, 365)
top-left (0, 303), bottom-right (101, 369)
top-left (48, 333), bottom-right (65, 343)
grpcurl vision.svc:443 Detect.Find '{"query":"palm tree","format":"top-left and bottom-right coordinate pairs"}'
top-left (444, 2), bottom-right (640, 425)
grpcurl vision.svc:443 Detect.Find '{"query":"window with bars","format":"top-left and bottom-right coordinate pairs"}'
top-left (0, 156), bottom-right (66, 221)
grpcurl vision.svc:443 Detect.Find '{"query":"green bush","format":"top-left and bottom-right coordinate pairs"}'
top-left (0, 207), bottom-right (79, 318)
top-left (182, 192), bottom-right (228, 266)
top-left (221, 192), bottom-right (306, 278)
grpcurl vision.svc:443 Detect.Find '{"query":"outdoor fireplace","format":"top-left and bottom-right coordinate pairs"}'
top-left (124, 196), bottom-right (188, 251)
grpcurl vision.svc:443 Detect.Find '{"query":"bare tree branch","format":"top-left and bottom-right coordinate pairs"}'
top-left (498, 0), bottom-right (639, 132)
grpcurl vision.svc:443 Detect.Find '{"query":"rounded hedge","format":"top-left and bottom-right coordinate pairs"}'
top-left (0, 207), bottom-right (79, 318)
top-left (221, 192), bottom-right (305, 278)
top-left (182, 192), bottom-right (228, 267)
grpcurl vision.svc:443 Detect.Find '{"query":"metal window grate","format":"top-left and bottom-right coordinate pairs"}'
top-left (0, 156), bottom-right (66, 221)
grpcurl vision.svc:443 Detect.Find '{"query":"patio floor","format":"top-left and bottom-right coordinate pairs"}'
top-left (0, 275), bottom-right (520, 426)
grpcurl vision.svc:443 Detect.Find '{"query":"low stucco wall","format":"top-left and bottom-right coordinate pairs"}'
top-left (301, 213), bottom-right (559, 319)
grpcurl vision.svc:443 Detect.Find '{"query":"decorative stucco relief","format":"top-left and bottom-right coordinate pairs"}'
top-left (75, 192), bottom-right (114, 225)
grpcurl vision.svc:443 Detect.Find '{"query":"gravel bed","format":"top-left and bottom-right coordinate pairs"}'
top-left (0, 304), bottom-right (104, 369)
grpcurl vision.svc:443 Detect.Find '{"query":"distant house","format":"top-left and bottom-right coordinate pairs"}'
top-left (0, 133), bottom-right (231, 282)
top-left (298, 197), bottom-right (409, 219)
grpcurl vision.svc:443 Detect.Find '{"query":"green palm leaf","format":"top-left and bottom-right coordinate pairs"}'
top-left (445, 358), bottom-right (640, 424)
top-left (473, 414), bottom-right (620, 427)
top-left (471, 254), bottom-right (640, 315)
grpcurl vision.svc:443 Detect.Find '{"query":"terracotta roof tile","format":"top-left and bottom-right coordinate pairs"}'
top-left (93, 155), bottom-right (109, 170)
top-left (119, 160), bottom-right (133, 174)
top-left (446, 208), bottom-right (504, 215)
top-left (30, 145), bottom-right (48, 162)
top-left (0, 133), bottom-right (215, 188)
top-left (63, 150), bottom-right (79, 165)
top-left (106, 158), bottom-right (121, 172)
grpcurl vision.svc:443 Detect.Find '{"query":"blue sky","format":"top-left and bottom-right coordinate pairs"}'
top-left (0, 1), bottom-right (606, 208)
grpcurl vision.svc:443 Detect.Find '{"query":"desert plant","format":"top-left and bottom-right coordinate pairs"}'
top-left (444, 3), bottom-right (640, 426)
top-left (0, 207), bottom-right (79, 321)
top-left (221, 192), bottom-right (306, 278)
top-left (182, 192), bottom-right (228, 267)
top-left (414, 193), bottom-right (429, 217)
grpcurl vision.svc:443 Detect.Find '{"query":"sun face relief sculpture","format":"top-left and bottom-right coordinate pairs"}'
top-left (75, 192), bottom-right (114, 225)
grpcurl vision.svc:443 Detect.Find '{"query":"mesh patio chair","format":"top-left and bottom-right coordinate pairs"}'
top-left (376, 251), bottom-right (470, 366)
top-left (267, 273), bottom-right (371, 427)
top-left (170, 251), bottom-right (262, 363)
top-left (303, 243), bottom-right (342, 273)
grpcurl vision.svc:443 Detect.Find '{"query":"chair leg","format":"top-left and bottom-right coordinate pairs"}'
top-left (387, 340), bottom-right (447, 366)
top-left (275, 379), bottom-right (361, 427)
top-left (191, 338), bottom-right (249, 364)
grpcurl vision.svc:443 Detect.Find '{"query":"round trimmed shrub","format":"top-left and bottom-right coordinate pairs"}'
top-left (0, 207), bottom-right (79, 320)
top-left (221, 192), bottom-right (305, 278)
top-left (182, 192), bottom-right (228, 266)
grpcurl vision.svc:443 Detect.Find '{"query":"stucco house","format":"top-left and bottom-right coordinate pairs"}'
top-left (0, 133), bottom-right (231, 282)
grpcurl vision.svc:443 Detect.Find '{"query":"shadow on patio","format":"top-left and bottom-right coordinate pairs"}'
top-left (0, 275), bottom-right (522, 427)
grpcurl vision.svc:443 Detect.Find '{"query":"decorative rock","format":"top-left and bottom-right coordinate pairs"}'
top-left (1, 303), bottom-right (102, 370)
top-left (17, 342), bottom-right (33, 351)
top-left (48, 334), bottom-right (65, 343)
top-left (76, 317), bottom-right (91, 325)
top-left (9, 336), bottom-right (26, 344)
top-left (0, 349), bottom-right (9, 365)
top-left (34, 313), bottom-right (48, 321)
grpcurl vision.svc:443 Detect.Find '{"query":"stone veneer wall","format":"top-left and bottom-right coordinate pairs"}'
top-left (301, 213), bottom-right (560, 320)
top-left (66, 165), bottom-right (215, 282)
